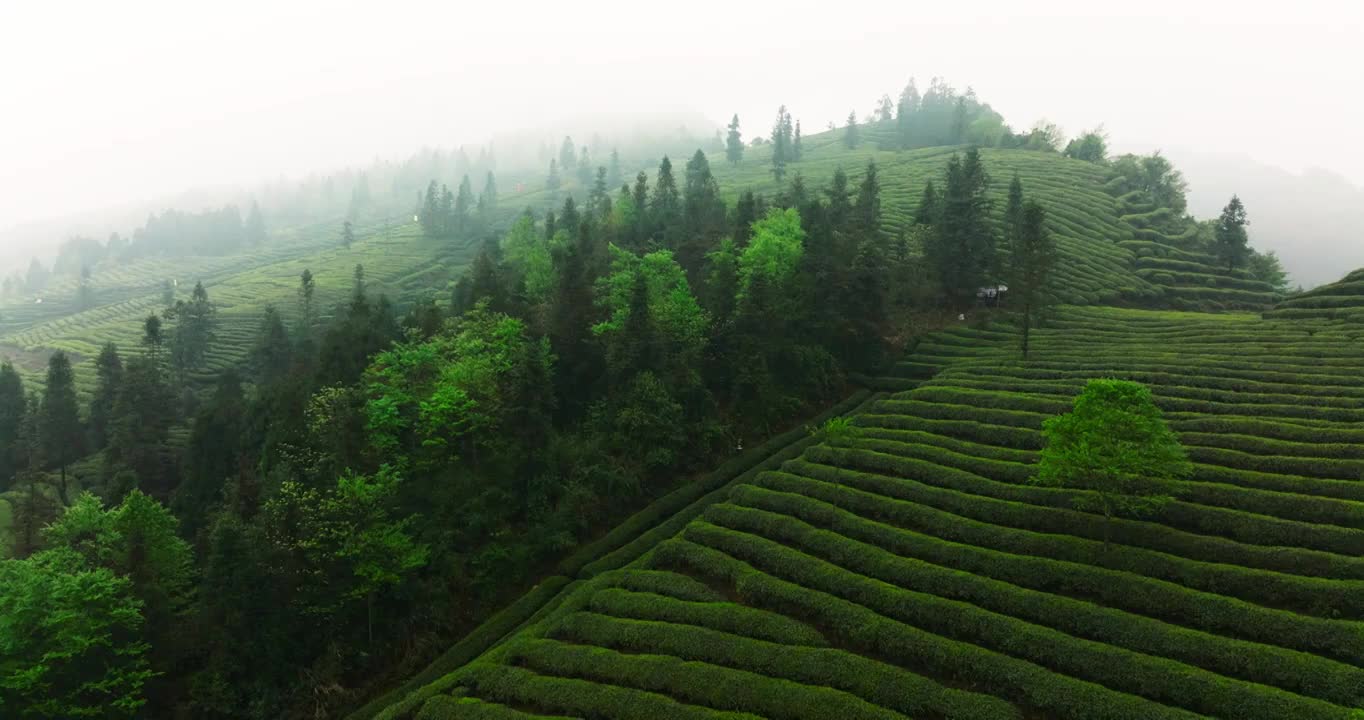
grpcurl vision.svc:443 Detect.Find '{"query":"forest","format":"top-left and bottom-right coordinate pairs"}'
top-left (0, 77), bottom-right (1305, 720)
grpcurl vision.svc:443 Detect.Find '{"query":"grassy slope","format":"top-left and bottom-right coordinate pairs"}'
top-left (374, 305), bottom-right (1364, 720)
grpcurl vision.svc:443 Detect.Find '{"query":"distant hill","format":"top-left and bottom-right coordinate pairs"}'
top-left (1146, 148), bottom-right (1364, 289)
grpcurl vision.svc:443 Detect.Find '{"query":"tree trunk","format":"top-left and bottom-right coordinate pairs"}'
top-left (57, 462), bottom-right (69, 506)
top-left (1021, 302), bottom-right (1032, 359)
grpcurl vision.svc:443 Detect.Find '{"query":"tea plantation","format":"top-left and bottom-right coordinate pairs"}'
top-left (369, 303), bottom-right (1364, 720)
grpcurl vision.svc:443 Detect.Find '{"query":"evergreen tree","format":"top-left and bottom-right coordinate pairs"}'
top-left (1003, 174), bottom-right (1025, 281)
top-left (896, 101), bottom-right (911, 149)
top-left (914, 180), bottom-right (939, 226)
top-left (844, 110), bottom-right (860, 148)
top-left (926, 149), bottom-right (994, 306)
top-left (853, 160), bottom-right (881, 237)
top-left (418, 180), bottom-right (441, 235)
top-left (577, 147), bottom-right (592, 185)
top-left (167, 281), bottom-right (217, 381)
top-left (546, 158), bottom-right (561, 190)
top-left (826, 168), bottom-right (852, 231)
top-left (89, 343), bottom-right (123, 451)
top-left (559, 136), bottom-right (577, 174)
top-left (298, 269), bottom-right (316, 338)
top-left (245, 201), bottom-right (267, 245)
top-left (1213, 195), bottom-right (1250, 271)
top-left (141, 314), bottom-right (164, 363)
top-left (160, 279), bottom-right (175, 308)
top-left (0, 360), bottom-right (23, 489)
top-left (108, 357), bottom-right (176, 497)
top-left (608, 149), bottom-right (622, 188)
top-left (341, 220), bottom-right (355, 249)
top-left (725, 114), bottom-right (744, 165)
top-left (41, 350), bottom-right (83, 504)
top-left (733, 190), bottom-right (758, 247)
top-left (876, 94), bottom-right (895, 122)
top-left (482, 171), bottom-right (498, 210)
top-left (589, 166), bottom-right (611, 220)
top-left (179, 373), bottom-right (248, 534)
top-left (251, 306), bottom-right (293, 385)
top-left (1010, 201), bottom-right (1058, 359)
top-left (651, 156), bottom-right (681, 244)
top-left (454, 175), bottom-right (475, 235)
top-left (78, 265), bottom-right (94, 310)
top-left (792, 119), bottom-right (802, 161)
top-left (468, 241), bottom-right (507, 313)
top-left (630, 172), bottom-right (650, 249)
top-left (559, 196), bottom-right (581, 241)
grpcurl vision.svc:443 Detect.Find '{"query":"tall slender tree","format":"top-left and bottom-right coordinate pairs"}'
top-left (1213, 195), bottom-right (1250, 272)
top-left (0, 360), bottom-right (24, 489)
top-left (89, 343), bottom-right (123, 451)
top-left (725, 114), bottom-right (744, 165)
top-left (844, 111), bottom-right (860, 149)
top-left (1010, 200), bottom-right (1057, 359)
top-left (41, 350), bottom-right (83, 505)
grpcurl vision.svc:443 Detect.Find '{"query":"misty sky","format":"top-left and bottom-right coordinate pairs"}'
top-left (2, 0), bottom-right (1360, 231)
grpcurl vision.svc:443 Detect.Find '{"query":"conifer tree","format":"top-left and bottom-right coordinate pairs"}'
top-left (853, 160), bottom-right (881, 237)
top-left (546, 158), bottom-right (561, 190)
top-left (298, 269), bottom-right (316, 337)
top-left (454, 175), bottom-right (475, 235)
top-left (1010, 201), bottom-right (1058, 359)
top-left (1213, 195), bottom-right (1250, 271)
top-left (608, 149), bottom-right (622, 187)
top-left (914, 180), bottom-right (939, 226)
top-left (251, 306), bottom-right (293, 385)
top-left (733, 190), bottom-right (758, 247)
top-left (341, 220), bottom-right (355, 249)
top-left (559, 136), bottom-right (577, 174)
top-left (89, 343), bottom-right (123, 451)
top-left (792, 119), bottom-right (802, 161)
top-left (482, 171), bottom-right (498, 209)
top-left (577, 147), bottom-right (592, 185)
top-left (41, 350), bottom-right (83, 504)
top-left (167, 281), bottom-right (217, 381)
top-left (726, 114), bottom-right (744, 165)
top-left (844, 110), bottom-right (860, 148)
top-left (0, 360), bottom-right (24, 489)
top-left (590, 167), bottom-right (611, 220)
top-left (876, 94), bottom-right (895, 122)
top-left (651, 156), bottom-right (681, 242)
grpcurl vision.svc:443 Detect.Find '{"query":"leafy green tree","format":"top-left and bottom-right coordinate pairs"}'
top-left (78, 265), bottom-right (94, 310)
top-left (89, 343), bottom-right (123, 451)
top-left (0, 360), bottom-right (25, 489)
top-left (739, 208), bottom-right (805, 298)
top-left (501, 212), bottom-right (555, 304)
top-left (418, 180), bottom-right (441, 235)
top-left (41, 350), bottom-right (83, 504)
top-left (589, 166), bottom-right (611, 220)
top-left (1032, 379), bottom-right (1191, 545)
top-left (1063, 128), bottom-right (1108, 162)
top-left (843, 110), bottom-right (860, 149)
top-left (577, 147), bottom-right (593, 186)
top-left (0, 547), bottom-right (153, 718)
top-left (1010, 200), bottom-right (1058, 359)
top-left (725, 114), bottom-right (744, 165)
top-left (875, 94), bottom-right (895, 122)
top-left (1213, 195), bottom-right (1250, 271)
top-left (1247, 249), bottom-right (1289, 292)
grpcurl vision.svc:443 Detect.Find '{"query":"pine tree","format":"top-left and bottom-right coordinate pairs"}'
top-left (437, 184), bottom-right (455, 235)
top-left (41, 351), bottom-right (83, 505)
top-left (927, 149), bottom-right (995, 306)
top-left (298, 269), bottom-right (316, 338)
top-left (482, 171), bottom-right (498, 210)
top-left (792, 120), bottom-right (802, 161)
top-left (341, 220), bottom-right (355, 248)
top-left (167, 281), bottom-right (217, 381)
top-left (589, 167), bottom-right (611, 219)
top-left (1003, 174), bottom-right (1025, 280)
top-left (577, 147), bottom-right (592, 186)
top-left (141, 314), bottom-right (164, 364)
top-left (896, 101), bottom-right (911, 149)
top-left (826, 168), bottom-right (852, 231)
top-left (419, 180), bottom-right (441, 235)
top-left (454, 175), bottom-right (475, 235)
top-left (0, 360), bottom-right (24, 489)
top-left (251, 306), bottom-right (293, 385)
top-left (914, 181), bottom-right (939, 226)
top-left (726, 114), bottom-right (744, 165)
top-left (559, 136), bottom-right (577, 174)
top-left (844, 111), bottom-right (860, 149)
top-left (651, 156), bottom-right (681, 244)
top-left (546, 158), bottom-right (561, 191)
top-left (89, 344), bottom-right (122, 451)
top-left (1011, 200), bottom-right (1058, 359)
top-left (733, 191), bottom-right (758, 248)
top-left (608, 149), bottom-right (622, 188)
top-left (245, 201), bottom-right (267, 245)
top-left (853, 161), bottom-right (881, 237)
top-left (1213, 195), bottom-right (1250, 271)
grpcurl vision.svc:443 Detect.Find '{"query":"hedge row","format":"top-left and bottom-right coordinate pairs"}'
top-left (586, 588), bottom-right (827, 647)
top-left (653, 538), bottom-right (1204, 720)
top-left (714, 492), bottom-right (1364, 705)
top-left (351, 576), bottom-right (573, 720)
top-left (605, 569), bottom-right (722, 602)
top-left (454, 662), bottom-right (761, 720)
top-left (682, 520), bottom-right (1355, 720)
top-left (414, 694), bottom-right (564, 720)
top-left (558, 389), bottom-right (874, 578)
top-left (937, 374), bottom-right (1364, 412)
top-left (805, 445), bottom-right (1364, 559)
top-left (737, 477), bottom-right (1364, 665)
top-left (776, 462), bottom-right (1364, 613)
top-left (503, 639), bottom-right (902, 720)
top-left (1186, 445), bottom-right (1363, 481)
top-left (554, 611), bottom-right (1020, 720)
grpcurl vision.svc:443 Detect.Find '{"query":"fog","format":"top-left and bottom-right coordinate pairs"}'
top-left (2, 0), bottom-right (1361, 278)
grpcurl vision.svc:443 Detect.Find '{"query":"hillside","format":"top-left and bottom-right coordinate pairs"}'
top-left (1265, 268), bottom-right (1364, 322)
top-left (369, 304), bottom-right (1364, 720)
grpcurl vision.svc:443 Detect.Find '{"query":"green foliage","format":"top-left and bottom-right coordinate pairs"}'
top-left (738, 208), bottom-right (804, 298)
top-left (1212, 195), bottom-right (1250, 272)
top-left (1033, 380), bottom-right (1191, 523)
top-left (0, 547), bottom-right (153, 718)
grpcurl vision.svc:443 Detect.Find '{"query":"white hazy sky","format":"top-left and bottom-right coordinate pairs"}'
top-left (1, 0), bottom-right (1361, 231)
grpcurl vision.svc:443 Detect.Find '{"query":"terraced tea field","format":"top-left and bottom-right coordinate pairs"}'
top-left (1267, 268), bottom-right (1364, 322)
top-left (0, 220), bottom-right (473, 395)
top-left (373, 304), bottom-right (1364, 720)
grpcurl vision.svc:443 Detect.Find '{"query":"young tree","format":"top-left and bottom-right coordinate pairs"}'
top-left (725, 114), bottom-right (744, 165)
top-left (41, 350), bottom-right (83, 504)
top-left (1032, 379), bottom-right (1191, 546)
top-left (341, 219), bottom-right (355, 249)
top-left (844, 110), bottom-right (860, 149)
top-left (1010, 200), bottom-right (1058, 359)
top-left (1213, 195), bottom-right (1250, 271)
